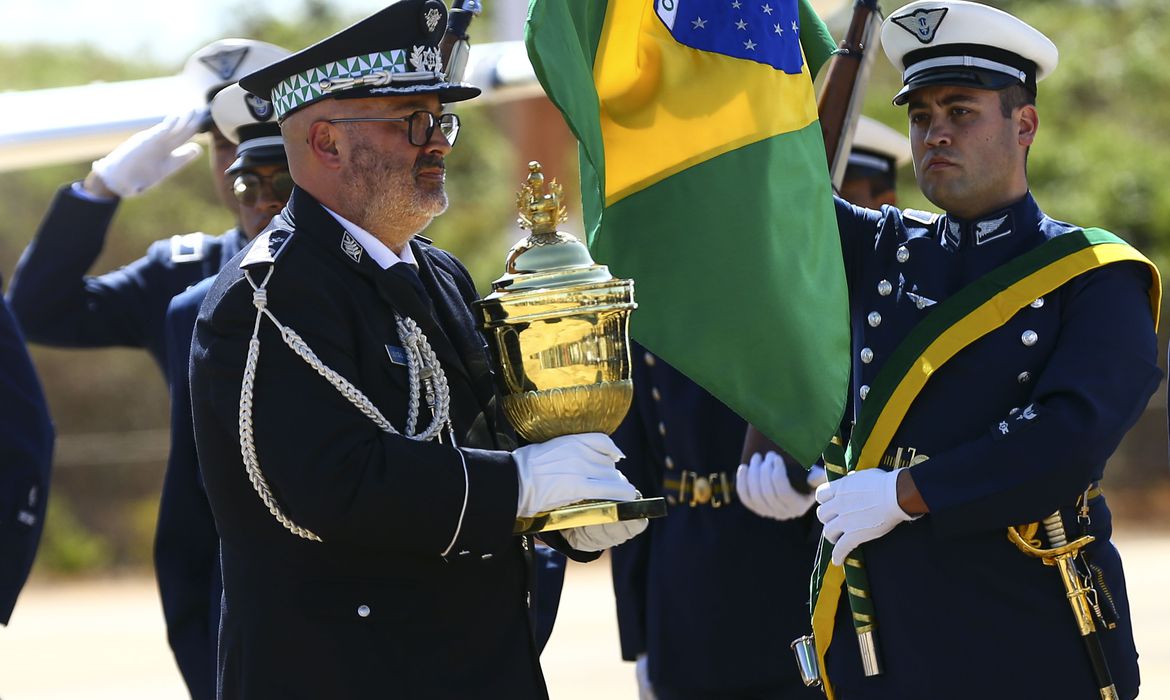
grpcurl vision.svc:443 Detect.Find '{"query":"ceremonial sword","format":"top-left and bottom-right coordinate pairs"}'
top-left (1008, 509), bottom-right (1119, 700)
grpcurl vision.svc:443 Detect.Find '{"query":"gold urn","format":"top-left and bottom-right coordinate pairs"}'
top-left (475, 162), bottom-right (637, 443)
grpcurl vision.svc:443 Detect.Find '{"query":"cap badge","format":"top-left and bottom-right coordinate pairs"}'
top-left (244, 93), bottom-right (274, 122)
top-left (891, 7), bottom-right (948, 45)
top-left (341, 232), bottom-right (363, 263)
top-left (409, 45), bottom-right (444, 73)
top-left (424, 7), bottom-right (443, 32)
top-left (199, 46), bottom-right (250, 81)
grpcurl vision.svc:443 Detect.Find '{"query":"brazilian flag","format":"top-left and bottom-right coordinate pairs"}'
top-left (524, 0), bottom-right (848, 466)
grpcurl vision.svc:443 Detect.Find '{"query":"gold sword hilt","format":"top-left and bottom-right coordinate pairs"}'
top-left (1008, 512), bottom-right (1119, 700)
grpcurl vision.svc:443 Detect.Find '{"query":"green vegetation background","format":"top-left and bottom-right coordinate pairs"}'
top-left (0, 0), bottom-right (1165, 575)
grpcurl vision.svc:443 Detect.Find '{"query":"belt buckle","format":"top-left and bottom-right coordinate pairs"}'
top-left (709, 472), bottom-right (730, 508)
top-left (686, 471), bottom-right (712, 507)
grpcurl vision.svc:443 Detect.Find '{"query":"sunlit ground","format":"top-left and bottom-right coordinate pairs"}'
top-left (1, 530), bottom-right (1167, 699)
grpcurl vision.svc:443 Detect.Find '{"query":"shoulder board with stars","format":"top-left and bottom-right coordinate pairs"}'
top-left (902, 209), bottom-right (939, 225)
top-left (239, 229), bottom-right (294, 270)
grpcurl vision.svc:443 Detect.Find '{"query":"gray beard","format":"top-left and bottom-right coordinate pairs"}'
top-left (344, 145), bottom-right (448, 247)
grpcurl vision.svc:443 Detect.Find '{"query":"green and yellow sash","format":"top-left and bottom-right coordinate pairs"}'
top-left (810, 228), bottom-right (1160, 699)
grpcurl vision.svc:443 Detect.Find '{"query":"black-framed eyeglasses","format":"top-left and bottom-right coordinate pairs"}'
top-left (326, 110), bottom-right (460, 147)
top-left (232, 170), bottom-right (294, 207)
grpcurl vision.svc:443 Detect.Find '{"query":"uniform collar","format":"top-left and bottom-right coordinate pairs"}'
top-left (939, 192), bottom-right (1043, 251)
top-left (320, 205), bottom-right (418, 270)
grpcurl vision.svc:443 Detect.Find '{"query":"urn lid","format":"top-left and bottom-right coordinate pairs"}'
top-left (490, 161), bottom-right (614, 292)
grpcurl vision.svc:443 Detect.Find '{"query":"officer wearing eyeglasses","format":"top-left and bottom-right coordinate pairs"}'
top-left (190, 2), bottom-right (644, 697)
top-left (6, 39), bottom-right (289, 374)
top-left (153, 81), bottom-right (293, 700)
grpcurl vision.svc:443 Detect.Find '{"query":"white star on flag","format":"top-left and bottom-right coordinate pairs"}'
top-left (735, 18), bottom-right (747, 30)
top-left (744, 39), bottom-right (757, 50)
top-left (731, 0), bottom-right (742, 8)
top-left (692, 16), bottom-right (707, 28)
top-left (774, 23), bottom-right (783, 34)
top-left (791, 20), bottom-right (799, 31)
top-left (761, 3), bottom-right (773, 14)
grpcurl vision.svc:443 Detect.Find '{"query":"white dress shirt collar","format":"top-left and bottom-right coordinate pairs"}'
top-left (322, 205), bottom-right (419, 270)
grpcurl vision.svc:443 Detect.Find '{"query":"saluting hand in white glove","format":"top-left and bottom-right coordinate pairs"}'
top-left (91, 107), bottom-right (206, 198)
top-left (736, 451), bottom-right (824, 521)
top-left (815, 468), bottom-right (915, 566)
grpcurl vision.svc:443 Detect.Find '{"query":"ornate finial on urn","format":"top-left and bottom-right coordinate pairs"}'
top-left (475, 160), bottom-right (638, 441)
top-left (516, 161), bottom-right (569, 235)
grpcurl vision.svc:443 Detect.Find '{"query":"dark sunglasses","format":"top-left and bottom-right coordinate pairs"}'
top-left (232, 170), bottom-right (294, 207)
top-left (326, 111), bottom-right (460, 147)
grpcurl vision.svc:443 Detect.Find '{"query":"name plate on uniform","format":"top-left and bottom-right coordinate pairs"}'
top-left (513, 497), bottom-right (667, 535)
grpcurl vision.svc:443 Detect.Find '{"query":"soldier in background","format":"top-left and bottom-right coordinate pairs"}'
top-left (6, 38), bottom-right (288, 373)
top-left (611, 116), bottom-right (910, 700)
top-left (3, 39), bottom-right (289, 699)
top-left (156, 82), bottom-right (292, 700)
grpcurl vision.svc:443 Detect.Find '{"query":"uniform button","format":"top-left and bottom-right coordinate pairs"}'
top-left (357, 605), bottom-right (371, 618)
top-left (877, 280), bottom-right (893, 296)
top-left (664, 456), bottom-right (675, 470)
top-left (1017, 371), bottom-right (1031, 384)
top-left (651, 387), bottom-right (661, 401)
top-left (867, 312), bottom-right (882, 328)
top-left (1030, 297), bottom-right (1045, 309)
top-left (1021, 330), bottom-right (1038, 346)
top-left (644, 352), bottom-right (656, 367)
top-left (896, 246), bottom-right (910, 263)
top-left (658, 421), bottom-right (667, 437)
top-left (859, 385), bottom-right (870, 400)
top-left (860, 348), bottom-right (874, 364)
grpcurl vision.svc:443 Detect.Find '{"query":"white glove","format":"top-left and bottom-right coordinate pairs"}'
top-left (736, 451), bottom-right (822, 521)
top-left (562, 516), bottom-right (647, 552)
top-left (513, 433), bottom-right (635, 517)
top-left (634, 653), bottom-right (657, 700)
top-left (91, 108), bottom-right (205, 197)
top-left (815, 468), bottom-right (915, 566)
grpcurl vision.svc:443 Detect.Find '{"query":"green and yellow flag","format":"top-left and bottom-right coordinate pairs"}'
top-left (524, 0), bottom-right (848, 466)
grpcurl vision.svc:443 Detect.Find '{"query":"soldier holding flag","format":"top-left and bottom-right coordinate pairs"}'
top-left (741, 2), bottom-right (1157, 698)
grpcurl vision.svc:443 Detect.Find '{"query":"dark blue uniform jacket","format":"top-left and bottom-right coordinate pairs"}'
top-left (0, 290), bottom-right (54, 625)
top-left (611, 343), bottom-right (822, 699)
top-left (827, 194), bottom-right (1158, 700)
top-left (5, 184), bottom-right (244, 696)
top-left (159, 277), bottom-right (219, 699)
top-left (191, 187), bottom-right (592, 699)
top-left (6, 184), bottom-right (245, 371)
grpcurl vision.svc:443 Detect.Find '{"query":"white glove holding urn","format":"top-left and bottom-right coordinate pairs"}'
top-left (815, 467), bottom-right (915, 566)
top-left (91, 107), bottom-right (205, 197)
top-left (736, 451), bottom-right (825, 521)
top-left (514, 433), bottom-right (648, 551)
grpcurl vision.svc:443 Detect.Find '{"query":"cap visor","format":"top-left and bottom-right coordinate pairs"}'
top-left (893, 69), bottom-right (1020, 105)
top-left (227, 146), bottom-right (288, 174)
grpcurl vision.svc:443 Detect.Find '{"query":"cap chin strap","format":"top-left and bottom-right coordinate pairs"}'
top-left (904, 55), bottom-right (1026, 84)
top-left (238, 266), bottom-right (468, 554)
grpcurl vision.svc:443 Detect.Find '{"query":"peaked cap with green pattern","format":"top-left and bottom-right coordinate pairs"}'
top-left (240, 0), bottom-right (480, 121)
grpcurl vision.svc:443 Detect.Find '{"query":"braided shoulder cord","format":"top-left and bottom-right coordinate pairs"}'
top-left (238, 268), bottom-right (468, 547)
